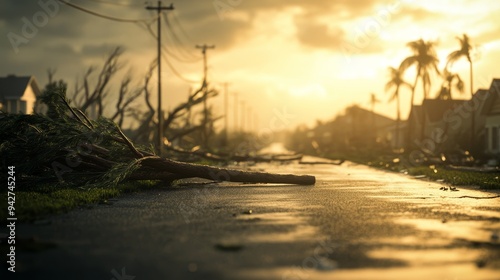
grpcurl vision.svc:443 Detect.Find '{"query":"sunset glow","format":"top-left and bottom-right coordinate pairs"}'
top-left (1, 0), bottom-right (499, 130)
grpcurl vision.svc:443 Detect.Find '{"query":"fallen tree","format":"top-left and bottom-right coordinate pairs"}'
top-left (0, 88), bottom-right (315, 188)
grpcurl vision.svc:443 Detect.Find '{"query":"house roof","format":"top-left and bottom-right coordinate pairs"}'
top-left (314, 105), bottom-right (396, 134)
top-left (421, 99), bottom-right (464, 122)
top-left (344, 105), bottom-right (395, 128)
top-left (483, 79), bottom-right (500, 115)
top-left (491, 79), bottom-right (500, 91)
top-left (0, 75), bottom-right (41, 99)
top-left (408, 104), bottom-right (422, 121)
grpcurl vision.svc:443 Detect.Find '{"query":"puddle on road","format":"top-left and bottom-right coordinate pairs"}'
top-left (395, 218), bottom-right (500, 244)
top-left (224, 192), bottom-right (323, 243)
top-left (236, 212), bottom-right (303, 225)
top-left (244, 224), bottom-right (318, 243)
top-left (230, 159), bottom-right (500, 278)
top-left (367, 248), bottom-right (483, 266)
top-left (233, 264), bottom-right (500, 280)
top-left (234, 209), bottom-right (320, 243)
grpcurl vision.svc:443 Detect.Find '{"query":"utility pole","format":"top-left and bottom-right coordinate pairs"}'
top-left (146, 1), bottom-right (174, 156)
top-left (221, 82), bottom-right (231, 146)
top-left (240, 100), bottom-right (246, 132)
top-left (196, 44), bottom-right (215, 148)
top-left (254, 113), bottom-right (259, 132)
top-left (233, 92), bottom-right (239, 132)
top-left (247, 106), bottom-right (252, 133)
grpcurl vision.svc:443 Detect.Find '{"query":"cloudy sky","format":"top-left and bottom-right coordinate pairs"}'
top-left (1, 0), bottom-right (500, 131)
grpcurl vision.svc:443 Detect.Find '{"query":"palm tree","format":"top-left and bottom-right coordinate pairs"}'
top-left (399, 38), bottom-right (440, 148)
top-left (436, 69), bottom-right (465, 100)
top-left (385, 67), bottom-right (412, 150)
top-left (446, 34), bottom-right (475, 150)
top-left (369, 93), bottom-right (380, 144)
top-left (446, 34), bottom-right (473, 97)
top-left (399, 38), bottom-right (441, 104)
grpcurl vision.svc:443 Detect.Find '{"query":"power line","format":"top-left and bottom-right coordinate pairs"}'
top-left (143, 20), bottom-right (190, 62)
top-left (221, 82), bottom-right (231, 145)
top-left (171, 11), bottom-right (194, 43)
top-left (163, 15), bottom-right (201, 61)
top-left (60, 0), bottom-right (200, 84)
top-left (162, 51), bottom-right (201, 84)
top-left (58, 0), bottom-right (157, 23)
top-left (196, 44), bottom-right (215, 148)
top-left (196, 44), bottom-right (216, 85)
top-left (138, 20), bottom-right (201, 83)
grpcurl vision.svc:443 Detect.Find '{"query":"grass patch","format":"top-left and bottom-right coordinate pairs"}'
top-left (407, 166), bottom-right (500, 190)
top-left (0, 180), bottom-right (162, 221)
top-left (323, 152), bottom-right (500, 190)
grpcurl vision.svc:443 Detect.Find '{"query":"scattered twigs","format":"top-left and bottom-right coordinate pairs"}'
top-left (455, 195), bottom-right (500, 199)
top-left (299, 159), bottom-right (345, 165)
top-left (74, 108), bottom-right (95, 129)
top-left (445, 165), bottom-right (500, 174)
top-left (78, 153), bottom-right (116, 169)
top-left (114, 123), bottom-right (144, 159)
top-left (165, 144), bottom-right (303, 163)
top-left (165, 144), bottom-right (226, 161)
top-left (60, 95), bottom-right (92, 130)
top-left (81, 143), bottom-right (110, 157)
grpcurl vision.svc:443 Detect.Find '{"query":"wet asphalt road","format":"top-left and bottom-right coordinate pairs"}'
top-left (2, 157), bottom-right (500, 280)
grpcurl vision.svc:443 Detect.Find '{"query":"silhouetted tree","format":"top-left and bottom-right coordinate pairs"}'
top-left (400, 38), bottom-right (441, 104)
top-left (446, 34), bottom-right (476, 150)
top-left (39, 80), bottom-right (68, 119)
top-left (399, 39), bottom-right (440, 148)
top-left (69, 47), bottom-right (143, 127)
top-left (385, 67), bottom-right (411, 149)
top-left (447, 34), bottom-right (474, 98)
top-left (436, 69), bottom-right (464, 100)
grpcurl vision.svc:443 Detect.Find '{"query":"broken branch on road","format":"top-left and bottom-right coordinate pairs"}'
top-left (0, 90), bottom-right (315, 188)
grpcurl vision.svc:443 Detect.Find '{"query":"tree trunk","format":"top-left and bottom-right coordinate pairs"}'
top-left (407, 74), bottom-right (419, 150)
top-left (140, 157), bottom-right (316, 185)
top-left (470, 60), bottom-right (475, 152)
top-left (395, 89), bottom-right (400, 150)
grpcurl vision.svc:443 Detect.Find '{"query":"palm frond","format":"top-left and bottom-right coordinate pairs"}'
top-left (399, 56), bottom-right (418, 71)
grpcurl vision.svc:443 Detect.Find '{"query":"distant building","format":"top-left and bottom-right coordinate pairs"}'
top-left (304, 105), bottom-right (396, 154)
top-left (407, 99), bottom-right (466, 151)
top-left (0, 75), bottom-right (41, 114)
top-left (483, 79), bottom-right (500, 155)
top-left (385, 121), bottom-right (406, 150)
top-left (342, 105), bottom-right (396, 147)
top-left (407, 79), bottom-right (498, 159)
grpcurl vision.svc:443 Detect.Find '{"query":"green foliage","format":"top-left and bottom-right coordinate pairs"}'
top-left (0, 181), bottom-right (159, 221)
top-left (39, 80), bottom-right (68, 119)
top-left (0, 84), bottom-right (152, 189)
top-left (407, 166), bottom-right (500, 189)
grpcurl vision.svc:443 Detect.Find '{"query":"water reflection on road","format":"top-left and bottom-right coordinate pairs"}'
top-left (233, 155), bottom-right (500, 280)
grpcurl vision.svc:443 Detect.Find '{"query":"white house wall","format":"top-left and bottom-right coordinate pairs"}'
top-left (21, 84), bottom-right (37, 114)
top-left (485, 115), bottom-right (500, 154)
